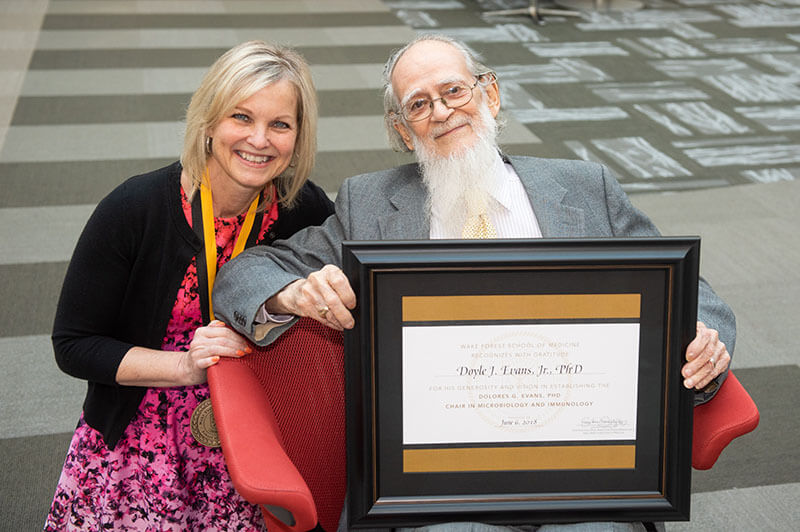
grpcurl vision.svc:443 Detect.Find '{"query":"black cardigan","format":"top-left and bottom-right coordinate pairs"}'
top-left (52, 161), bottom-right (334, 448)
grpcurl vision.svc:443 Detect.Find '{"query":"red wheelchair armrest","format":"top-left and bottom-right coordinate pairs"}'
top-left (208, 357), bottom-right (317, 532)
top-left (692, 371), bottom-right (760, 470)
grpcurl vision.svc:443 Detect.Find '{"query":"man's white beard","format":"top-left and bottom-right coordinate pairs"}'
top-left (412, 104), bottom-right (500, 237)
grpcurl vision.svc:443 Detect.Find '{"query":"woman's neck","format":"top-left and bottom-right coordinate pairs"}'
top-left (180, 170), bottom-right (260, 218)
top-left (209, 183), bottom-right (259, 218)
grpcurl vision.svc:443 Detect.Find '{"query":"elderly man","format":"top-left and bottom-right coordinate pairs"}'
top-left (214, 34), bottom-right (734, 531)
top-left (215, 33), bottom-right (733, 396)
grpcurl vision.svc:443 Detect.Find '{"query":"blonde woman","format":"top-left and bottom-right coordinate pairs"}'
top-left (45, 41), bottom-right (333, 530)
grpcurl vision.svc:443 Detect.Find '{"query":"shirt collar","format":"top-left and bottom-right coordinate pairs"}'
top-left (486, 151), bottom-right (516, 213)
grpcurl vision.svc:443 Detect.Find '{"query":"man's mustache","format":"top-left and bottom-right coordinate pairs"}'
top-left (429, 116), bottom-right (472, 139)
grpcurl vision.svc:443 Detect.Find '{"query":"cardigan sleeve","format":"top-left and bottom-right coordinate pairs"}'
top-left (52, 181), bottom-right (139, 386)
top-left (270, 179), bottom-right (335, 241)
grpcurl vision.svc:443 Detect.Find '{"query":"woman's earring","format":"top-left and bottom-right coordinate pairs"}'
top-left (205, 137), bottom-right (213, 154)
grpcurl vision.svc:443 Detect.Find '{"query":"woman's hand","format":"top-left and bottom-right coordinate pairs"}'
top-left (178, 320), bottom-right (252, 385)
top-left (116, 321), bottom-right (252, 387)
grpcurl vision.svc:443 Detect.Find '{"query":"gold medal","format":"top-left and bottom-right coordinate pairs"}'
top-left (190, 398), bottom-right (221, 447)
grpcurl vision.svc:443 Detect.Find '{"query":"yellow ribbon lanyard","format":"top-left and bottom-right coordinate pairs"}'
top-left (200, 180), bottom-right (259, 320)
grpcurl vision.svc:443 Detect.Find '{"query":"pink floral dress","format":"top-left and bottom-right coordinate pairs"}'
top-left (44, 189), bottom-right (278, 531)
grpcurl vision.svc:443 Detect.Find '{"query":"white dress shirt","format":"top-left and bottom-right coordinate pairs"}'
top-left (429, 152), bottom-right (542, 239)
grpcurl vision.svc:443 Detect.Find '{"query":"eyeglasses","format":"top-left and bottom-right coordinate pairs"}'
top-left (397, 71), bottom-right (497, 122)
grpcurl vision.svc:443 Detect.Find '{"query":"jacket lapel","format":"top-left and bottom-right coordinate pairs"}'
top-left (509, 156), bottom-right (585, 238)
top-left (378, 168), bottom-right (430, 239)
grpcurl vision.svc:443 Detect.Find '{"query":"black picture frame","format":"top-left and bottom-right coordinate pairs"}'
top-left (342, 238), bottom-right (699, 528)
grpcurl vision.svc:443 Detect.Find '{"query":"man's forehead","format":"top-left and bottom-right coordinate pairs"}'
top-left (392, 42), bottom-right (471, 98)
top-left (400, 75), bottom-right (470, 102)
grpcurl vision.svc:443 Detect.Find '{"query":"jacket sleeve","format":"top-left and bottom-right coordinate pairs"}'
top-left (600, 164), bottom-right (736, 404)
top-left (52, 183), bottom-right (138, 386)
top-left (213, 179), bottom-right (352, 345)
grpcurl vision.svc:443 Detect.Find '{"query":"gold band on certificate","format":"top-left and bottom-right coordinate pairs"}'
top-left (402, 294), bottom-right (641, 322)
top-left (403, 444), bottom-right (636, 473)
top-left (401, 294), bottom-right (641, 473)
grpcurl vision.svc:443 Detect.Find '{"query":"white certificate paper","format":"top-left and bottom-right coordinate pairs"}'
top-left (402, 323), bottom-right (639, 445)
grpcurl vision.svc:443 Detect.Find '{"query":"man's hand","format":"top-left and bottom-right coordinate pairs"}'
top-left (267, 264), bottom-right (357, 330)
top-left (682, 321), bottom-right (731, 390)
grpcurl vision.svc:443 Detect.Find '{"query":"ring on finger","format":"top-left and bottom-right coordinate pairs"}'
top-left (318, 305), bottom-right (329, 319)
top-left (709, 356), bottom-right (716, 366)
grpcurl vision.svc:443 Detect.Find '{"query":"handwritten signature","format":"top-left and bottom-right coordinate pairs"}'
top-left (580, 416), bottom-right (629, 429)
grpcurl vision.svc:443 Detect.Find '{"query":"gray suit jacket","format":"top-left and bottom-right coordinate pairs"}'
top-left (214, 155), bottom-right (735, 404)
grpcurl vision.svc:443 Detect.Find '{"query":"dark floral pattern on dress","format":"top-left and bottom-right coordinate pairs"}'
top-left (44, 189), bottom-right (277, 531)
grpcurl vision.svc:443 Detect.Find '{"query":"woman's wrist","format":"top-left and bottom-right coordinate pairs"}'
top-left (116, 347), bottom-right (191, 387)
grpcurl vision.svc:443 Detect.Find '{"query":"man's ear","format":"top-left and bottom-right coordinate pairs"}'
top-left (393, 119), bottom-right (415, 151)
top-left (485, 79), bottom-right (501, 118)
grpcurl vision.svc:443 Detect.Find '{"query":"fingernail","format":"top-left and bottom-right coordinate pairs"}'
top-left (236, 350), bottom-right (244, 357)
top-left (212, 356), bottom-right (220, 364)
top-left (684, 378), bottom-right (693, 388)
top-left (245, 346), bottom-right (252, 354)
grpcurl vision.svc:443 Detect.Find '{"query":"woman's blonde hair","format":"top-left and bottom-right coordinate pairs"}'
top-left (181, 40), bottom-right (317, 208)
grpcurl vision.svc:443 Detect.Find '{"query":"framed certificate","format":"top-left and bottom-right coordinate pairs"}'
top-left (342, 238), bottom-right (699, 528)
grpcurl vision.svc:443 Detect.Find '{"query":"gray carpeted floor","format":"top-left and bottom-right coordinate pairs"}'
top-left (1, 0), bottom-right (798, 530)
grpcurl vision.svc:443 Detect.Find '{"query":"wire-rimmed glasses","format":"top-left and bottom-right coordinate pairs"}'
top-left (398, 71), bottom-right (497, 122)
